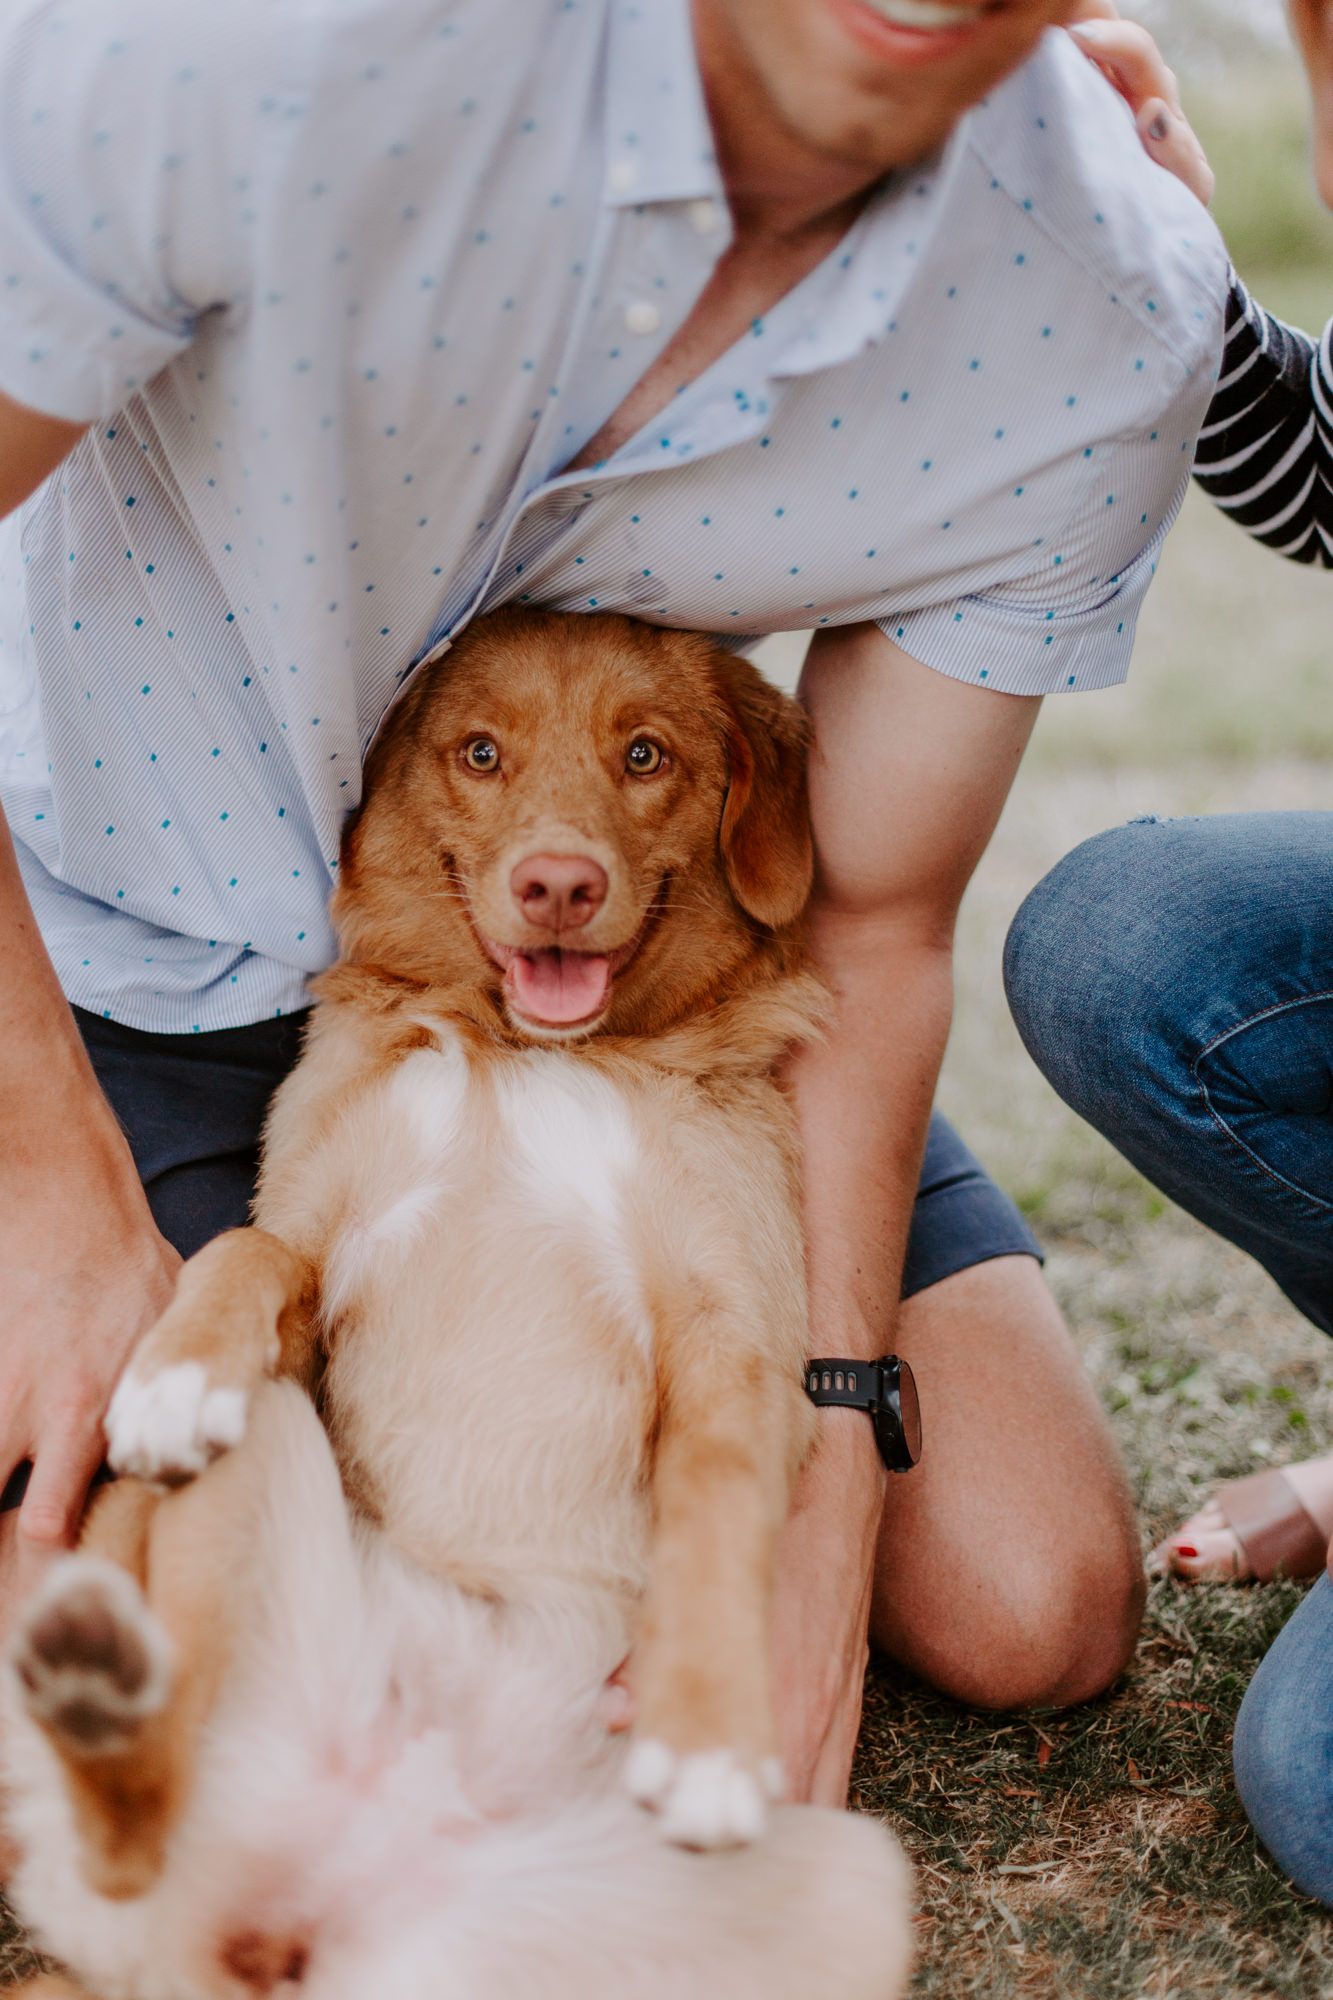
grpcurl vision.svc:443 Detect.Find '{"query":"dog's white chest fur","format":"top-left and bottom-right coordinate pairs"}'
top-left (324, 1033), bottom-right (645, 1319)
top-left (318, 1028), bottom-right (656, 1602)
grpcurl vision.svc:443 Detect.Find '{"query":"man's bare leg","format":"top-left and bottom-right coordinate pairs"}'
top-left (872, 1255), bottom-right (1144, 1710)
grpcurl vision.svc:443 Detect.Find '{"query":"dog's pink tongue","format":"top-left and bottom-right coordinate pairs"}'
top-left (509, 950), bottom-right (610, 1024)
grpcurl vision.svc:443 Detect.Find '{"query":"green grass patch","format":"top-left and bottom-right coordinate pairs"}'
top-left (856, 1579), bottom-right (1333, 1996)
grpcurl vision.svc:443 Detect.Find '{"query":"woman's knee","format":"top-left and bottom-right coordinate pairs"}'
top-left (1004, 821), bottom-right (1188, 1111)
top-left (1007, 813), bottom-right (1333, 1109)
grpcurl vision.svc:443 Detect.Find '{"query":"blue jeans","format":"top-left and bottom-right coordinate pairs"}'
top-left (1005, 813), bottom-right (1333, 1336)
top-left (1234, 1575), bottom-right (1333, 1904)
top-left (1005, 811), bottom-right (1333, 1900)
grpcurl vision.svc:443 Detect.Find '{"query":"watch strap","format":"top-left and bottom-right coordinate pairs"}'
top-left (804, 1359), bottom-right (885, 1411)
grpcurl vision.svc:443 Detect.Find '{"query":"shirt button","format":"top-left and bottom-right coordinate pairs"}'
top-left (625, 301), bottom-right (661, 336)
top-left (688, 198), bottom-right (722, 235)
top-left (608, 160), bottom-right (637, 196)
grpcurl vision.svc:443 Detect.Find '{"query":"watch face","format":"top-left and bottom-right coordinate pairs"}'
top-left (896, 1357), bottom-right (922, 1467)
top-left (874, 1357), bottom-right (922, 1472)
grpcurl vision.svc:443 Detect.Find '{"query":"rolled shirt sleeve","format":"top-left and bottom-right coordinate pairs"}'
top-left (878, 406), bottom-right (1204, 697)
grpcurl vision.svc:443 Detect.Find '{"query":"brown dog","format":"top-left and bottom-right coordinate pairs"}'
top-left (4, 609), bottom-right (912, 1998)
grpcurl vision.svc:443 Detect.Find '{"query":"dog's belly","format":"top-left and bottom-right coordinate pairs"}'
top-left (317, 1036), bottom-right (657, 1609)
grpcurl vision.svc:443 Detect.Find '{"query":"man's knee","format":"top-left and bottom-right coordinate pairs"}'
top-left (951, 1545), bottom-right (1144, 1713)
top-left (876, 1508), bottom-right (1145, 1713)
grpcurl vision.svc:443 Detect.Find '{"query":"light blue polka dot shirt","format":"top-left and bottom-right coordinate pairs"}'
top-left (0, 0), bottom-right (1226, 1032)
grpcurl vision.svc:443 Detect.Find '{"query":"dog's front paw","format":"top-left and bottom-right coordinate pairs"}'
top-left (106, 1360), bottom-right (248, 1485)
top-left (11, 1556), bottom-right (172, 1757)
top-left (625, 1737), bottom-right (784, 1850)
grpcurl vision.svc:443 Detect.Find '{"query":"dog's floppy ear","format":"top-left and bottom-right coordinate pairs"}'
top-left (713, 652), bottom-right (813, 929)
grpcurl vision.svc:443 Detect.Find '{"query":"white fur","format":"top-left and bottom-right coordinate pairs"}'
top-left (497, 1052), bottom-right (653, 1352)
top-left (497, 1052), bottom-right (639, 1233)
top-left (322, 1040), bottom-right (470, 1317)
top-left (9, 1386), bottom-right (913, 2000)
top-left (105, 1362), bottom-right (248, 1484)
top-left (626, 1739), bottom-right (771, 1850)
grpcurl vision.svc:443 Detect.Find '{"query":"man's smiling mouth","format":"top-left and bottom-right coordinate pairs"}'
top-left (862, 0), bottom-right (992, 29)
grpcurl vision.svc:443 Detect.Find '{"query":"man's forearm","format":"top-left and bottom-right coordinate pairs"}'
top-left (0, 804), bottom-right (119, 1144)
top-left (772, 913), bottom-right (954, 1803)
top-left (796, 908), bottom-right (953, 1363)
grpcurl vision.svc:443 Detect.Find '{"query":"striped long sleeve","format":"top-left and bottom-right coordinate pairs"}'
top-left (1192, 269), bottom-right (1333, 566)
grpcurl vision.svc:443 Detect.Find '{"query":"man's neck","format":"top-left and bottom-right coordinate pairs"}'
top-left (693, 0), bottom-right (887, 242)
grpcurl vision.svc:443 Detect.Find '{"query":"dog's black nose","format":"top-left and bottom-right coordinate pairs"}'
top-left (510, 853), bottom-right (608, 931)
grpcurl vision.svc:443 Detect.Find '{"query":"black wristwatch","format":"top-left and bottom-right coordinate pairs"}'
top-left (804, 1355), bottom-right (922, 1473)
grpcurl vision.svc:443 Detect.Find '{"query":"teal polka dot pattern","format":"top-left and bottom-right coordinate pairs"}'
top-left (0, 1), bottom-right (1225, 1031)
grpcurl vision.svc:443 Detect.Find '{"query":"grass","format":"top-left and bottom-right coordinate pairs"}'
top-left (856, 1576), bottom-right (1330, 1999)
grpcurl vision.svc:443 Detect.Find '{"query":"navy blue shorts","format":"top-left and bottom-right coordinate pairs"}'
top-left (0, 1009), bottom-right (1039, 1510)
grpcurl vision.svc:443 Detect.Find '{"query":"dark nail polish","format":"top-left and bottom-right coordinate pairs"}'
top-left (1149, 113), bottom-right (1170, 141)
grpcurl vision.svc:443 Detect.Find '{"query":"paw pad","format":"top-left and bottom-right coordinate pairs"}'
top-left (11, 1557), bottom-right (172, 1755)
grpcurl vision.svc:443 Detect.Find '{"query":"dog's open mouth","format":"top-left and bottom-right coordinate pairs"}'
top-left (507, 946), bottom-right (612, 1026)
top-left (470, 884), bottom-right (667, 1032)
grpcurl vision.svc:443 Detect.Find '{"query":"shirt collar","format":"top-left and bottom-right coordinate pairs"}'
top-left (602, 0), bottom-right (725, 209)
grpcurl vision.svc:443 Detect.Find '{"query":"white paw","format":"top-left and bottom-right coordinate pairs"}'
top-left (11, 1555), bottom-right (173, 1755)
top-left (624, 1738), bottom-right (783, 1850)
top-left (105, 1360), bottom-right (248, 1484)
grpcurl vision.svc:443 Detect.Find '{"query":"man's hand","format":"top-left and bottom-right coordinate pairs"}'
top-left (1068, 12), bottom-right (1215, 207)
top-left (1, 1110), bottom-right (179, 1571)
top-left (0, 810), bottom-right (178, 1583)
top-left (770, 1411), bottom-right (885, 1803)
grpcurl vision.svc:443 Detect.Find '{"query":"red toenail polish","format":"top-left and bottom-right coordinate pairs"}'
top-left (1175, 1546), bottom-right (1198, 1559)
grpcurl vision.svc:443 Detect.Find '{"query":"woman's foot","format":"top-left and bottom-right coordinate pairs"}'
top-left (1152, 1454), bottom-right (1333, 1582)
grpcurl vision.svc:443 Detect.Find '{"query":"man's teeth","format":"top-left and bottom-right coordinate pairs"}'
top-left (865, 0), bottom-right (986, 27)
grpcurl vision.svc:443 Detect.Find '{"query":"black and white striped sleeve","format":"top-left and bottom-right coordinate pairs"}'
top-left (1192, 269), bottom-right (1333, 567)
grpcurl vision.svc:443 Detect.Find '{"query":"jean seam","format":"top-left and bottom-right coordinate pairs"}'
top-left (1190, 989), bottom-right (1333, 1215)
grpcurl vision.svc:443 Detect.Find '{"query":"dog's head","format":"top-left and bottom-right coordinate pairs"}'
top-left (334, 608), bottom-right (813, 1040)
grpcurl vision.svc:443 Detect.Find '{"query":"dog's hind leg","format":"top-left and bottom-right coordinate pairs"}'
top-left (103, 1227), bottom-right (317, 1489)
top-left (626, 1297), bottom-right (814, 1853)
top-left (10, 1384), bottom-right (302, 1900)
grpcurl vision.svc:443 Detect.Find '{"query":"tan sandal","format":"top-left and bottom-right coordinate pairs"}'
top-left (1150, 1467), bottom-right (1330, 1583)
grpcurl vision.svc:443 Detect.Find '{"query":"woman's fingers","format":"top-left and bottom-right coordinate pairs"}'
top-left (1067, 17), bottom-right (1181, 112)
top-left (1067, 19), bottom-right (1215, 207)
top-left (1134, 95), bottom-right (1216, 206)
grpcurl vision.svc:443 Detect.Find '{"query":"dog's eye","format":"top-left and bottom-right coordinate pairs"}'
top-left (463, 737), bottom-right (500, 773)
top-left (626, 739), bottom-right (663, 776)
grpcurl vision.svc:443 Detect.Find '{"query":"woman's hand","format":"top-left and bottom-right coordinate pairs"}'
top-left (1068, 9), bottom-right (1216, 207)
